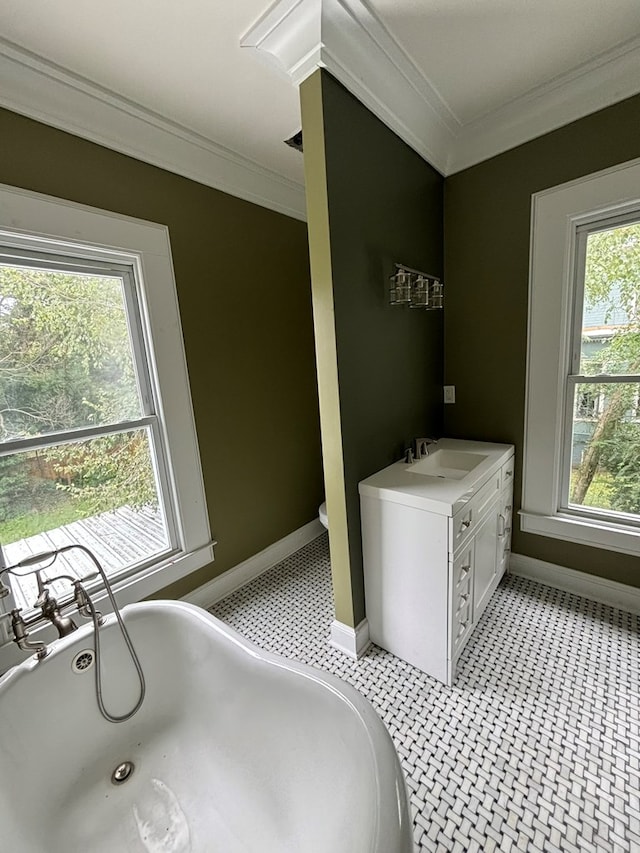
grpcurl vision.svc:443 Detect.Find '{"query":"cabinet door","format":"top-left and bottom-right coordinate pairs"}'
top-left (472, 506), bottom-right (499, 621)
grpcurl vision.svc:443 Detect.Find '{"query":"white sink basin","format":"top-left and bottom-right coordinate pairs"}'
top-left (406, 449), bottom-right (487, 480)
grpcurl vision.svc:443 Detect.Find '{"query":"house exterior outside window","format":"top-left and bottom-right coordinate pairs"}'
top-left (521, 158), bottom-right (640, 557)
top-left (0, 185), bottom-right (213, 670)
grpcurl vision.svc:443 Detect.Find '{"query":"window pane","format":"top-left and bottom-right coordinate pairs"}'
top-left (579, 222), bottom-right (640, 376)
top-left (568, 382), bottom-right (640, 515)
top-left (0, 428), bottom-right (169, 611)
top-left (0, 264), bottom-right (143, 442)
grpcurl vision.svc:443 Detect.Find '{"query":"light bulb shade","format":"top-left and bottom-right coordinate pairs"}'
top-left (430, 280), bottom-right (444, 309)
top-left (389, 268), bottom-right (412, 304)
top-left (410, 275), bottom-right (430, 308)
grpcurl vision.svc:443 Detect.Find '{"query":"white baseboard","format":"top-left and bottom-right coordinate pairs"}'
top-left (329, 618), bottom-right (371, 659)
top-left (183, 519), bottom-right (325, 609)
top-left (509, 552), bottom-right (640, 615)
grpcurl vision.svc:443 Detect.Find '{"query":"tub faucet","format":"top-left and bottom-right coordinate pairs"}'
top-left (34, 571), bottom-right (78, 638)
top-left (414, 437), bottom-right (438, 459)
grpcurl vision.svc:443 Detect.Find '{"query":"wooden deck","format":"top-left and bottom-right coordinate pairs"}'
top-left (4, 506), bottom-right (168, 611)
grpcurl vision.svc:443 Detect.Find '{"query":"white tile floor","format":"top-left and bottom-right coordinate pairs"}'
top-left (210, 533), bottom-right (640, 852)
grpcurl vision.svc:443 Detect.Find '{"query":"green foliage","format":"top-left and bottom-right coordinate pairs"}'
top-left (570, 468), bottom-right (614, 510)
top-left (45, 431), bottom-right (157, 515)
top-left (583, 223), bottom-right (640, 375)
top-left (0, 265), bottom-right (157, 541)
top-left (598, 422), bottom-right (640, 515)
top-left (0, 455), bottom-right (57, 521)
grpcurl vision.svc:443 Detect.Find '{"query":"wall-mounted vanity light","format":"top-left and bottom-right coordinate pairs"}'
top-left (389, 264), bottom-right (443, 310)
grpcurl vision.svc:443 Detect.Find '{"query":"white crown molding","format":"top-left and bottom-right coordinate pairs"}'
top-left (243, 0), bottom-right (640, 177)
top-left (509, 552), bottom-right (640, 616)
top-left (0, 38), bottom-right (307, 221)
top-left (449, 34), bottom-right (640, 174)
top-left (242, 0), bottom-right (459, 175)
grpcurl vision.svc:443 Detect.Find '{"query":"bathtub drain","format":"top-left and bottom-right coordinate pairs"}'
top-left (111, 761), bottom-right (135, 785)
top-left (71, 650), bottom-right (94, 673)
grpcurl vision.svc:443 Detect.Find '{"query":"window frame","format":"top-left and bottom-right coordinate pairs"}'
top-left (521, 157), bottom-right (640, 556)
top-left (0, 184), bottom-right (213, 666)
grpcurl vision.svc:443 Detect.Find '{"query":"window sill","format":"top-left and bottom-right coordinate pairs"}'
top-left (520, 510), bottom-right (640, 557)
top-left (109, 541), bottom-right (216, 606)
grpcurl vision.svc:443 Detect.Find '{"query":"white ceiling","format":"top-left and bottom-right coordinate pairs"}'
top-left (1, 0), bottom-right (639, 219)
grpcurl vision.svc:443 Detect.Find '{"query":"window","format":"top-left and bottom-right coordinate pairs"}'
top-left (522, 158), bottom-right (640, 556)
top-left (563, 219), bottom-right (640, 518)
top-left (0, 185), bottom-right (213, 667)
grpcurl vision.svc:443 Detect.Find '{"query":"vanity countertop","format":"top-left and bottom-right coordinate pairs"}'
top-left (358, 438), bottom-right (514, 516)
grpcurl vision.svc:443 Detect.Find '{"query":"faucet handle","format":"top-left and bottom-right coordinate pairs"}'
top-left (33, 570), bottom-right (53, 609)
top-left (72, 579), bottom-right (104, 624)
top-left (404, 447), bottom-right (415, 464)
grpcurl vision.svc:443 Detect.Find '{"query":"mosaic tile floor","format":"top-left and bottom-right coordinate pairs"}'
top-left (210, 534), bottom-right (640, 852)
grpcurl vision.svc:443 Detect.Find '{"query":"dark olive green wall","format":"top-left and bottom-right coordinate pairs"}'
top-left (0, 107), bottom-right (323, 598)
top-left (319, 73), bottom-right (444, 621)
top-left (444, 93), bottom-right (640, 586)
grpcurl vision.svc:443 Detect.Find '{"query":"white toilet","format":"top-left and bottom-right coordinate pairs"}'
top-left (319, 501), bottom-right (328, 529)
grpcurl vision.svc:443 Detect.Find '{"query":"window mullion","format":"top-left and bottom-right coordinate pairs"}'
top-left (0, 416), bottom-right (156, 457)
top-left (567, 374), bottom-right (640, 384)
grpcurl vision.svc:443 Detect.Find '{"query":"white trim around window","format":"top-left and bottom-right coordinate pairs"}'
top-left (0, 184), bottom-right (214, 613)
top-left (521, 157), bottom-right (640, 556)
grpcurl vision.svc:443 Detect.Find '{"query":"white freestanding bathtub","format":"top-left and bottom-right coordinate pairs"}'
top-left (0, 600), bottom-right (413, 852)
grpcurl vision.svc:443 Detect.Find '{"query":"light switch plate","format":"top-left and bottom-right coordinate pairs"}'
top-left (444, 385), bottom-right (455, 404)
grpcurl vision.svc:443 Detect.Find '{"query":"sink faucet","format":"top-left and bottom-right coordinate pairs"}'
top-left (414, 437), bottom-right (438, 459)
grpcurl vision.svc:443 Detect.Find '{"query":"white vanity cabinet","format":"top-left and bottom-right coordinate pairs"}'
top-left (359, 439), bottom-right (514, 686)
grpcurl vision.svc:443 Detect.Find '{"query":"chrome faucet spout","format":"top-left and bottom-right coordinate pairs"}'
top-left (414, 437), bottom-right (438, 459)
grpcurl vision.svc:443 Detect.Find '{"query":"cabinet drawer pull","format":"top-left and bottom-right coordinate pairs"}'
top-left (505, 469), bottom-right (512, 478)
top-left (458, 565), bottom-right (470, 582)
top-left (457, 621), bottom-right (468, 638)
top-left (459, 519), bottom-right (471, 533)
top-left (458, 593), bottom-right (469, 607)
top-left (456, 599), bottom-right (469, 617)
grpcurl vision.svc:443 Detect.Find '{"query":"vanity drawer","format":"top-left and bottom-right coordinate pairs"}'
top-left (500, 456), bottom-right (515, 490)
top-left (449, 470), bottom-right (501, 553)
